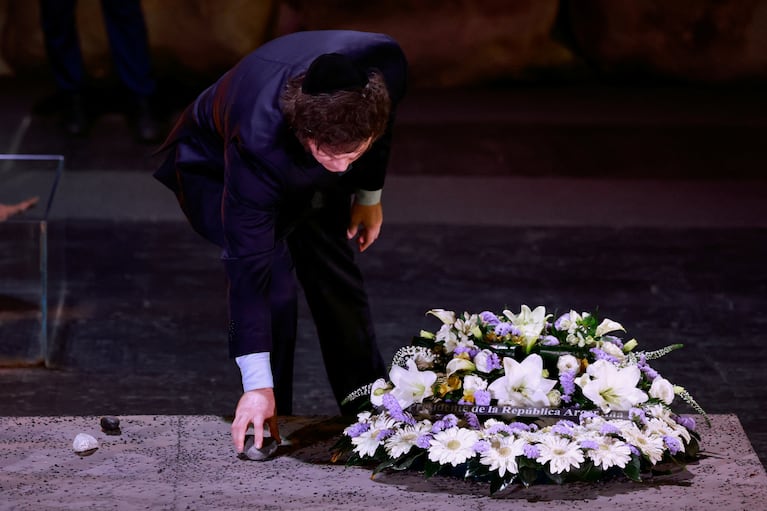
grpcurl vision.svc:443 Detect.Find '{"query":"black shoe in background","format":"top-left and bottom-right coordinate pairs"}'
top-left (63, 92), bottom-right (88, 137)
top-left (133, 96), bottom-right (162, 144)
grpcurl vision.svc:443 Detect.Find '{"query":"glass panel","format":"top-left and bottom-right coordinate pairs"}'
top-left (0, 154), bottom-right (64, 367)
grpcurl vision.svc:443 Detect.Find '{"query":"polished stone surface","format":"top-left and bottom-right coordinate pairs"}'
top-left (0, 414), bottom-right (764, 510)
top-left (1, 76), bottom-right (767, 480)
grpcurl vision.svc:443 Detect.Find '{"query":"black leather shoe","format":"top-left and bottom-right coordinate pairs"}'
top-left (133, 97), bottom-right (161, 143)
top-left (63, 93), bottom-right (88, 137)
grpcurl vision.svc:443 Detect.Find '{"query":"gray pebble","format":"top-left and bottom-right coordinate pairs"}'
top-left (238, 435), bottom-right (278, 461)
top-left (100, 416), bottom-right (121, 435)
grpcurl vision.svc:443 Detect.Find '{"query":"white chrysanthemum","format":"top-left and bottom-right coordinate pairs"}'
top-left (473, 349), bottom-right (497, 373)
top-left (620, 424), bottom-right (666, 464)
top-left (463, 374), bottom-right (488, 393)
top-left (487, 354), bottom-right (557, 407)
top-left (645, 417), bottom-right (691, 444)
top-left (557, 354), bottom-right (580, 374)
top-left (427, 427), bottom-right (480, 466)
top-left (536, 436), bottom-right (584, 474)
top-left (577, 359), bottom-right (648, 412)
top-left (479, 436), bottom-right (527, 477)
top-left (389, 359), bottom-right (437, 408)
top-left (385, 422), bottom-right (432, 458)
top-left (587, 437), bottom-right (633, 470)
top-left (351, 414), bottom-right (397, 458)
top-left (649, 376), bottom-right (675, 405)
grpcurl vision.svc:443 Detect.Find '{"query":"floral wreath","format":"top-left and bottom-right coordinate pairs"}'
top-left (332, 305), bottom-right (706, 493)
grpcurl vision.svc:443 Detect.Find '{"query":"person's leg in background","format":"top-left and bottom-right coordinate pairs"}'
top-left (39, 0), bottom-right (88, 136)
top-left (99, 0), bottom-right (160, 142)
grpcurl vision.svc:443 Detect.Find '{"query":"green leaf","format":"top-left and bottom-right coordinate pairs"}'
top-left (393, 452), bottom-right (425, 471)
top-left (424, 458), bottom-right (442, 478)
top-left (489, 474), bottom-right (515, 495)
top-left (518, 466), bottom-right (540, 487)
top-left (623, 455), bottom-right (642, 482)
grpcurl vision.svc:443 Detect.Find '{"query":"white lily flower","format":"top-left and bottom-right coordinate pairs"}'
top-left (487, 354), bottom-right (557, 407)
top-left (427, 309), bottom-right (456, 325)
top-left (503, 305), bottom-right (551, 352)
top-left (595, 318), bottom-right (625, 337)
top-left (577, 359), bottom-right (648, 412)
top-left (649, 376), bottom-right (675, 405)
top-left (389, 359), bottom-right (437, 408)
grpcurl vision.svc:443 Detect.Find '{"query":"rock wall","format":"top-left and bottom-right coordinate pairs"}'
top-left (1, 0), bottom-right (765, 86)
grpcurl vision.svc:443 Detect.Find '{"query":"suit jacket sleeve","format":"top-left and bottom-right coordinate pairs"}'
top-left (221, 141), bottom-right (282, 357)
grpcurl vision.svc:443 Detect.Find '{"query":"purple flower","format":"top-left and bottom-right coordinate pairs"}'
top-left (580, 440), bottom-right (599, 450)
top-left (629, 408), bottom-right (647, 424)
top-left (664, 435), bottom-right (683, 455)
top-left (559, 371), bottom-right (576, 397)
top-left (541, 335), bottom-right (559, 346)
top-left (376, 428), bottom-right (395, 441)
top-left (494, 322), bottom-right (515, 337)
top-left (486, 423), bottom-right (508, 435)
top-left (346, 422), bottom-right (370, 438)
top-left (473, 389), bottom-right (492, 406)
top-left (629, 445), bottom-right (641, 456)
top-left (480, 311), bottom-right (500, 326)
top-left (382, 393), bottom-right (416, 425)
top-left (523, 444), bottom-right (540, 459)
top-left (416, 434), bottom-right (432, 449)
top-left (473, 440), bottom-right (491, 453)
top-left (431, 414), bottom-right (458, 433)
top-left (464, 412), bottom-right (481, 430)
top-left (551, 420), bottom-right (576, 436)
top-left (676, 415), bottom-right (697, 431)
top-left (507, 422), bottom-right (531, 432)
top-left (603, 335), bottom-right (623, 348)
top-left (599, 423), bottom-right (621, 436)
top-left (590, 347), bottom-right (619, 364)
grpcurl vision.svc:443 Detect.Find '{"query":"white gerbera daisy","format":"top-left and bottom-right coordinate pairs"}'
top-left (351, 414), bottom-right (397, 458)
top-left (385, 422), bottom-right (432, 458)
top-left (427, 427), bottom-right (480, 466)
top-left (479, 436), bottom-right (527, 477)
top-left (620, 424), bottom-right (665, 464)
top-left (536, 436), bottom-right (584, 474)
top-left (587, 437), bottom-right (632, 470)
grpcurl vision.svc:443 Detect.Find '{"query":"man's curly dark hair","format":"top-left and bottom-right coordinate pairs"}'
top-left (280, 70), bottom-right (391, 154)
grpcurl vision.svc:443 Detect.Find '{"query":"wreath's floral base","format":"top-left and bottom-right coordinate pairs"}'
top-left (332, 305), bottom-right (705, 494)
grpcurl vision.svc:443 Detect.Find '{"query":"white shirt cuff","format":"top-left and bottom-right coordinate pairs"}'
top-left (235, 352), bottom-right (274, 392)
top-left (354, 189), bottom-right (382, 206)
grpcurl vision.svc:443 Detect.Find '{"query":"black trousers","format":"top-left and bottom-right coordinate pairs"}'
top-left (39, 0), bottom-right (155, 96)
top-left (262, 187), bottom-right (387, 415)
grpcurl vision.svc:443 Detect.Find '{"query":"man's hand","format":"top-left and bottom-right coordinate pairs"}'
top-left (231, 388), bottom-right (281, 453)
top-left (347, 202), bottom-right (383, 252)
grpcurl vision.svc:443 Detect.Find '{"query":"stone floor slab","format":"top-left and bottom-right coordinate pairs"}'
top-left (0, 414), bottom-right (764, 510)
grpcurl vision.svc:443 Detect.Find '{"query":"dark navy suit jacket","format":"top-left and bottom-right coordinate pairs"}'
top-left (155, 31), bottom-right (407, 357)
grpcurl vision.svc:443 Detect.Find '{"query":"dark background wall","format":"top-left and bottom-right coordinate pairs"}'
top-left (2, 0), bottom-right (766, 89)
